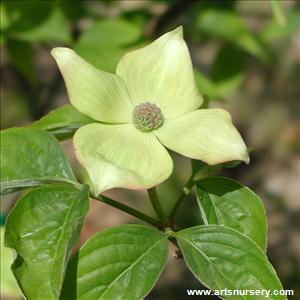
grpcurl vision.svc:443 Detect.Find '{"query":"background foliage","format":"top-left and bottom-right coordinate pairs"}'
top-left (1, 0), bottom-right (299, 299)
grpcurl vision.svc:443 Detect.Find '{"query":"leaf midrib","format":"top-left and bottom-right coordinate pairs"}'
top-left (198, 187), bottom-right (266, 250)
top-left (98, 234), bottom-right (166, 300)
top-left (200, 190), bottom-right (221, 224)
top-left (178, 235), bottom-right (248, 300)
top-left (49, 189), bottom-right (85, 298)
top-left (0, 177), bottom-right (81, 194)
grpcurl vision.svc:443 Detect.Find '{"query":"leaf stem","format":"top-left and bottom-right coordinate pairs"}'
top-left (168, 173), bottom-right (196, 219)
top-left (92, 194), bottom-right (162, 229)
top-left (147, 187), bottom-right (167, 224)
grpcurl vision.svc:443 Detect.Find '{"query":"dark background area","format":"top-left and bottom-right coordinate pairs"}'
top-left (1, 1), bottom-right (299, 299)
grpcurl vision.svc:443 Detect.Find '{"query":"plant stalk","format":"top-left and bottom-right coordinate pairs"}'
top-left (147, 187), bottom-right (167, 223)
top-left (168, 173), bottom-right (196, 219)
top-left (92, 194), bottom-right (161, 229)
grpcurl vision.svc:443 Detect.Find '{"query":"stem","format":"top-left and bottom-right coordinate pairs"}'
top-left (92, 194), bottom-right (161, 229)
top-left (147, 187), bottom-right (167, 223)
top-left (168, 173), bottom-right (196, 219)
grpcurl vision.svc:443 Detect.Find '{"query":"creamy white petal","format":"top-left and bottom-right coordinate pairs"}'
top-left (155, 109), bottom-right (249, 165)
top-left (74, 123), bottom-right (173, 195)
top-left (51, 47), bottom-right (133, 123)
top-left (116, 27), bottom-right (203, 119)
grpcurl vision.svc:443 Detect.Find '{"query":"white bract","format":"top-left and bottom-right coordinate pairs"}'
top-left (51, 27), bottom-right (249, 195)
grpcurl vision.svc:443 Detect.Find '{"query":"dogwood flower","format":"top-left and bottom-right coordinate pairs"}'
top-left (51, 27), bottom-right (249, 195)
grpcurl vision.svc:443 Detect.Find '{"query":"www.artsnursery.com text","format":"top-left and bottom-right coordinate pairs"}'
top-left (186, 288), bottom-right (294, 297)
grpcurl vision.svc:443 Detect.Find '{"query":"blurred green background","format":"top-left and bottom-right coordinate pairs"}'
top-left (1, 0), bottom-right (299, 299)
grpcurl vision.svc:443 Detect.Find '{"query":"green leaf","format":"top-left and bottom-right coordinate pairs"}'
top-left (197, 9), bottom-right (269, 63)
top-left (270, 0), bottom-right (286, 27)
top-left (238, 34), bottom-right (269, 64)
top-left (194, 70), bottom-right (218, 100)
top-left (61, 225), bottom-right (169, 300)
top-left (6, 39), bottom-right (35, 84)
top-left (260, 11), bottom-right (299, 41)
top-left (31, 104), bottom-right (94, 140)
top-left (3, 2), bottom-right (70, 43)
top-left (195, 45), bottom-right (245, 100)
top-left (77, 19), bottom-right (141, 47)
top-left (14, 6), bottom-right (70, 43)
top-left (198, 10), bottom-right (246, 39)
top-left (5, 185), bottom-right (90, 300)
top-left (196, 177), bottom-right (267, 250)
top-left (0, 3), bottom-right (10, 31)
top-left (211, 45), bottom-right (245, 97)
top-left (74, 19), bottom-right (141, 72)
top-left (59, 1), bottom-right (87, 22)
top-left (2, 1), bottom-right (52, 32)
top-left (176, 225), bottom-right (286, 300)
top-left (0, 127), bottom-right (77, 195)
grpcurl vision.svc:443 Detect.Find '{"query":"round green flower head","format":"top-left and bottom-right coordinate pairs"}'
top-left (132, 102), bottom-right (164, 132)
top-left (51, 26), bottom-right (249, 195)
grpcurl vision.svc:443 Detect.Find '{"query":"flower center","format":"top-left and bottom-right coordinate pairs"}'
top-left (132, 102), bottom-right (164, 132)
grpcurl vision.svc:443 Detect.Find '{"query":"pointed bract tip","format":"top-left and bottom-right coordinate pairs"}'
top-left (170, 26), bottom-right (183, 38)
top-left (243, 151), bottom-right (250, 165)
top-left (50, 47), bottom-right (75, 60)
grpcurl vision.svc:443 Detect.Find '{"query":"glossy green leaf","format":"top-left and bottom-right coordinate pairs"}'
top-left (0, 127), bottom-right (77, 195)
top-left (197, 10), bottom-right (269, 63)
top-left (176, 225), bottom-right (286, 300)
top-left (196, 177), bottom-right (267, 250)
top-left (31, 104), bottom-right (94, 140)
top-left (5, 185), bottom-right (90, 300)
top-left (74, 19), bottom-right (141, 72)
top-left (61, 225), bottom-right (169, 300)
